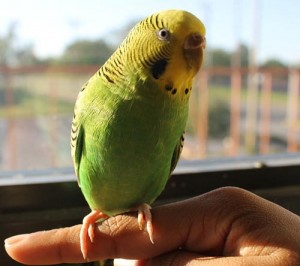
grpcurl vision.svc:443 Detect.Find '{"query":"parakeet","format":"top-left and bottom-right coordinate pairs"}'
top-left (71, 9), bottom-right (206, 260)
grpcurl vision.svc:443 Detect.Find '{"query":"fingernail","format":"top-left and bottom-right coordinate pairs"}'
top-left (4, 234), bottom-right (28, 248)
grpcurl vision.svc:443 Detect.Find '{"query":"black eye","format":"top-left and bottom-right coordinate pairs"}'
top-left (157, 28), bottom-right (170, 41)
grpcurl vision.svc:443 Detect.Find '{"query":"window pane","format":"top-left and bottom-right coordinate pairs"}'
top-left (1, 1), bottom-right (300, 172)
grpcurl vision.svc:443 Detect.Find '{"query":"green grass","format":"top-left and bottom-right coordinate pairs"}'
top-left (208, 85), bottom-right (293, 107)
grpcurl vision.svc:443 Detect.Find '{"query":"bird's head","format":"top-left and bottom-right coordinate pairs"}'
top-left (122, 9), bottom-right (206, 100)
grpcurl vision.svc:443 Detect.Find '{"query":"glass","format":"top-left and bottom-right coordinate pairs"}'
top-left (1, 0), bottom-right (300, 173)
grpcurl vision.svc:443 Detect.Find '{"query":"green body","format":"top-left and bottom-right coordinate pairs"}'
top-left (73, 73), bottom-right (187, 216)
top-left (71, 10), bottom-right (205, 217)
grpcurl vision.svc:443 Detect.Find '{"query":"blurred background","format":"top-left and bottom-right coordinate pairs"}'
top-left (0, 0), bottom-right (300, 172)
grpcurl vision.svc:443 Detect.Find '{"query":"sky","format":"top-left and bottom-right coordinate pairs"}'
top-left (1, 0), bottom-right (300, 65)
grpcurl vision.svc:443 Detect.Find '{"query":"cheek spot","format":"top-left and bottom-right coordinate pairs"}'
top-left (165, 84), bottom-right (173, 91)
top-left (151, 58), bottom-right (168, 79)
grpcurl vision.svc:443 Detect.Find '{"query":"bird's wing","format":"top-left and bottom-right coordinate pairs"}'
top-left (169, 132), bottom-right (185, 175)
top-left (71, 119), bottom-right (85, 186)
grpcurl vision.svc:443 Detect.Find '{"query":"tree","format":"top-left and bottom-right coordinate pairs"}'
top-left (239, 44), bottom-right (250, 67)
top-left (260, 58), bottom-right (287, 69)
top-left (59, 39), bottom-right (113, 66)
top-left (105, 20), bottom-right (139, 48)
top-left (229, 43), bottom-right (250, 68)
top-left (207, 44), bottom-right (251, 68)
top-left (0, 23), bottom-right (38, 66)
top-left (210, 48), bottom-right (231, 67)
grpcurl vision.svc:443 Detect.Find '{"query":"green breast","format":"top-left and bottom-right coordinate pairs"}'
top-left (77, 74), bottom-right (188, 216)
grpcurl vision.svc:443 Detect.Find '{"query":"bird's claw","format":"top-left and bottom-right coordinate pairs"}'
top-left (80, 210), bottom-right (107, 260)
top-left (138, 203), bottom-right (154, 244)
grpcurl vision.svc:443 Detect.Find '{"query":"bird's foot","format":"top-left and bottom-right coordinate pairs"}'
top-left (137, 203), bottom-right (154, 244)
top-left (80, 210), bottom-right (108, 260)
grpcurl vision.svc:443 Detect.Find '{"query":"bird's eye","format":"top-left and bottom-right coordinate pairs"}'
top-left (157, 28), bottom-right (170, 41)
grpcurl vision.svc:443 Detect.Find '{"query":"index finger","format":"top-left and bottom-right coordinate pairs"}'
top-left (5, 189), bottom-right (226, 265)
top-left (4, 200), bottom-right (200, 264)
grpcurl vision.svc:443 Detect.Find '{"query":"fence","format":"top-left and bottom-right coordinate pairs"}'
top-left (0, 65), bottom-right (299, 171)
top-left (195, 67), bottom-right (300, 157)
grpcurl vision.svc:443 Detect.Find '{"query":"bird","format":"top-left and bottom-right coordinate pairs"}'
top-left (71, 9), bottom-right (206, 260)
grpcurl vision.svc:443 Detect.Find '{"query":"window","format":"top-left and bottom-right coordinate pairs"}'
top-left (1, 2), bottom-right (300, 172)
top-left (1, 1), bottom-right (300, 265)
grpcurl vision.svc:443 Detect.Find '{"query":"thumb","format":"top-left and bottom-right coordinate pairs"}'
top-left (114, 251), bottom-right (204, 266)
top-left (114, 251), bottom-right (279, 266)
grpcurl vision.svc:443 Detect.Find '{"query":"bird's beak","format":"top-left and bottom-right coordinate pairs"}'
top-left (183, 33), bottom-right (205, 71)
top-left (184, 33), bottom-right (206, 50)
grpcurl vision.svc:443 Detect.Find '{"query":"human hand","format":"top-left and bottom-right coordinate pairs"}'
top-left (5, 187), bottom-right (300, 265)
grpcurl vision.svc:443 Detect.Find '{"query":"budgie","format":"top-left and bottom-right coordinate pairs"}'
top-left (71, 9), bottom-right (206, 260)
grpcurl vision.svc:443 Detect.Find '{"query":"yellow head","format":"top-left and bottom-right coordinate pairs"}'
top-left (101, 10), bottom-right (206, 100)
